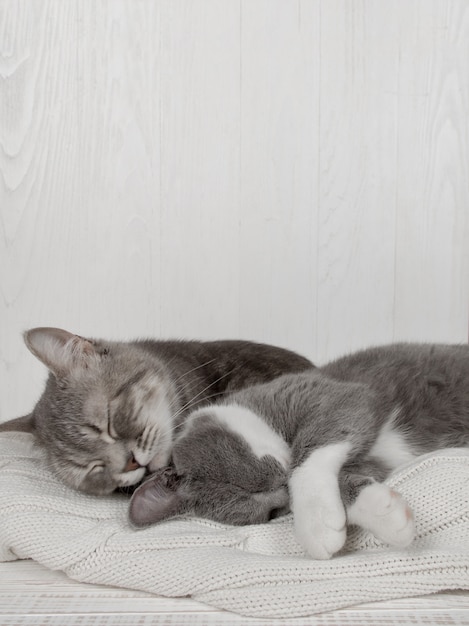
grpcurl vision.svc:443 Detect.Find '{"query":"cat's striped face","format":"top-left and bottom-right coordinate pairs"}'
top-left (25, 328), bottom-right (176, 495)
top-left (63, 372), bottom-right (174, 495)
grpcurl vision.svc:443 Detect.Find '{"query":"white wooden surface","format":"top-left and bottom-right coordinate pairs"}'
top-left (1, 560), bottom-right (468, 625)
top-left (0, 3), bottom-right (469, 622)
top-left (1, 1), bottom-right (469, 421)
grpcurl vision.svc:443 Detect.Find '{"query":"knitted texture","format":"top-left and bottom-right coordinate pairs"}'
top-left (0, 432), bottom-right (468, 618)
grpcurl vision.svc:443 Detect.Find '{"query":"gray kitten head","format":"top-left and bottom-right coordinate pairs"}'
top-left (20, 328), bottom-right (176, 495)
top-left (129, 410), bottom-right (290, 527)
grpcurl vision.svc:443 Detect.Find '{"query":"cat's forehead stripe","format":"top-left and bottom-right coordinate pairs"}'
top-left (113, 370), bottom-right (148, 399)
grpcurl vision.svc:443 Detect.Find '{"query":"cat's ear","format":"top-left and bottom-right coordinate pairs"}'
top-left (0, 414), bottom-right (35, 434)
top-left (128, 470), bottom-right (186, 528)
top-left (24, 327), bottom-right (98, 378)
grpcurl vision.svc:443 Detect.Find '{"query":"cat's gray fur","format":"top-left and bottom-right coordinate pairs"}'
top-left (0, 327), bottom-right (313, 495)
top-left (129, 343), bottom-right (469, 559)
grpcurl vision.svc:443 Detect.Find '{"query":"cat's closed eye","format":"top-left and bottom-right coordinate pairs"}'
top-left (81, 424), bottom-right (104, 438)
top-left (87, 461), bottom-right (105, 474)
top-left (81, 408), bottom-right (117, 443)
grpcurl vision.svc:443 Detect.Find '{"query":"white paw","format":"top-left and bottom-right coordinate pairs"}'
top-left (294, 498), bottom-right (347, 559)
top-left (116, 467), bottom-right (146, 487)
top-left (348, 482), bottom-right (415, 548)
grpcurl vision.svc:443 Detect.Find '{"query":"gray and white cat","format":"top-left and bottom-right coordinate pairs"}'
top-left (0, 327), bottom-right (313, 494)
top-left (129, 343), bottom-right (469, 559)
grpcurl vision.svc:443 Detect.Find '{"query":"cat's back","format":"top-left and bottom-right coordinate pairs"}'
top-left (135, 337), bottom-right (314, 391)
top-left (322, 342), bottom-right (469, 408)
top-left (324, 342), bottom-right (469, 378)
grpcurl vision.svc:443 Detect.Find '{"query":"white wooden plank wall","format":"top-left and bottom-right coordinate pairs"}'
top-left (1, 0), bottom-right (468, 422)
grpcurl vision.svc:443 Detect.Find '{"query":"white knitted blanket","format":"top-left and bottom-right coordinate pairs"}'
top-left (0, 432), bottom-right (468, 618)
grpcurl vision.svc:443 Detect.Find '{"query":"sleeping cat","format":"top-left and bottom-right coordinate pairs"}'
top-left (0, 327), bottom-right (313, 494)
top-left (129, 342), bottom-right (469, 559)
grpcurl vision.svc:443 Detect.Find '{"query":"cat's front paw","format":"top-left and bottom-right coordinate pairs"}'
top-left (347, 482), bottom-right (415, 548)
top-left (293, 499), bottom-right (347, 559)
top-left (116, 467), bottom-right (147, 488)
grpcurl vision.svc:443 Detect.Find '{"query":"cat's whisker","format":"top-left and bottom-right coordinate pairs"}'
top-left (168, 395), bottom-right (226, 434)
top-left (167, 365), bottom-right (238, 413)
top-left (170, 358), bottom-right (218, 386)
top-left (170, 388), bottom-right (227, 420)
top-left (142, 422), bottom-right (159, 453)
top-left (165, 364), bottom-right (214, 403)
top-left (165, 371), bottom-right (222, 417)
top-left (164, 391), bottom-right (230, 437)
top-left (170, 368), bottom-right (239, 422)
top-left (162, 360), bottom-right (224, 422)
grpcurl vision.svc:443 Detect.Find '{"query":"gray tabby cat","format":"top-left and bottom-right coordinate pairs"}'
top-left (0, 327), bottom-right (313, 495)
top-left (129, 343), bottom-right (469, 559)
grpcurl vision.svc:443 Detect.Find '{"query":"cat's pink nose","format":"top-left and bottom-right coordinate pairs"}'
top-left (124, 454), bottom-right (141, 472)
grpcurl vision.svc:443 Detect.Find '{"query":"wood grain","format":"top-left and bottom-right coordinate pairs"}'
top-left (239, 0), bottom-right (319, 358)
top-left (317, 0), bottom-right (400, 360)
top-left (159, 0), bottom-right (241, 340)
top-left (1, 7), bottom-right (468, 623)
top-left (1, 0), bottom-right (468, 417)
top-left (393, 0), bottom-right (469, 342)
